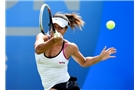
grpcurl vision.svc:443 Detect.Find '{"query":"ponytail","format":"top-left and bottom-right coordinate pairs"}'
top-left (53, 12), bottom-right (85, 30)
top-left (65, 12), bottom-right (85, 30)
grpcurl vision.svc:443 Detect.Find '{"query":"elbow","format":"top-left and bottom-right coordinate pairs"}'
top-left (80, 62), bottom-right (89, 68)
top-left (35, 49), bottom-right (42, 54)
top-left (80, 60), bottom-right (92, 68)
top-left (81, 65), bottom-right (87, 68)
top-left (81, 64), bottom-right (89, 68)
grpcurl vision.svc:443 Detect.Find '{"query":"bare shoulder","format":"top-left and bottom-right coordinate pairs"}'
top-left (64, 40), bottom-right (78, 48)
top-left (64, 40), bottom-right (79, 54)
top-left (68, 42), bottom-right (78, 48)
top-left (36, 33), bottom-right (45, 38)
top-left (36, 33), bottom-right (48, 41)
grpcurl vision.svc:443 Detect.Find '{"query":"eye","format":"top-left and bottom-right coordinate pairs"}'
top-left (58, 27), bottom-right (63, 30)
top-left (53, 24), bottom-right (63, 30)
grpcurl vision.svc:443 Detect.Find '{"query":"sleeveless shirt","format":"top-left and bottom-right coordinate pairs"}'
top-left (34, 42), bottom-right (70, 90)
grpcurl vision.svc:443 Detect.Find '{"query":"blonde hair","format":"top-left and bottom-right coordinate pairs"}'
top-left (53, 12), bottom-right (85, 30)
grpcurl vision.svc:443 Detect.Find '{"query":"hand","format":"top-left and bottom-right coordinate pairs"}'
top-left (54, 30), bottom-right (62, 38)
top-left (53, 30), bottom-right (63, 43)
top-left (99, 46), bottom-right (116, 61)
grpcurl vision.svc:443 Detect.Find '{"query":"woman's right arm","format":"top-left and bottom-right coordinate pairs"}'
top-left (34, 33), bottom-right (61, 54)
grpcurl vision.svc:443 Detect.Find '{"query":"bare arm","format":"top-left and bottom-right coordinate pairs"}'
top-left (34, 33), bottom-right (62, 54)
top-left (71, 44), bottom-right (116, 67)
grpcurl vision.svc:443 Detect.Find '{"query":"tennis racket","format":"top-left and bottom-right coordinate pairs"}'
top-left (39, 4), bottom-right (57, 35)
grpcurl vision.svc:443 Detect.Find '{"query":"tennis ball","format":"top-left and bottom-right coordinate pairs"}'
top-left (106, 20), bottom-right (115, 30)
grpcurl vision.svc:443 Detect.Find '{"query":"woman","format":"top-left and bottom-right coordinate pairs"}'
top-left (34, 12), bottom-right (116, 90)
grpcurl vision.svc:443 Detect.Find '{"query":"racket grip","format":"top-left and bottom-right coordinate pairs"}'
top-left (54, 30), bottom-right (61, 38)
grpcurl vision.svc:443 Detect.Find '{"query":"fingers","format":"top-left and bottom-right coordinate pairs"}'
top-left (104, 46), bottom-right (107, 50)
top-left (54, 31), bottom-right (61, 38)
top-left (102, 46), bottom-right (107, 51)
top-left (53, 32), bottom-right (63, 42)
top-left (53, 30), bottom-right (63, 39)
top-left (107, 47), bottom-right (116, 51)
top-left (111, 50), bottom-right (116, 54)
top-left (108, 47), bottom-right (116, 59)
top-left (109, 56), bottom-right (116, 58)
top-left (104, 47), bottom-right (117, 56)
top-left (103, 46), bottom-right (116, 52)
top-left (107, 47), bottom-right (116, 52)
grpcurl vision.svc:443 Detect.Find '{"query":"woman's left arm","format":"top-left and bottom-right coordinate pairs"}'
top-left (71, 44), bottom-right (116, 67)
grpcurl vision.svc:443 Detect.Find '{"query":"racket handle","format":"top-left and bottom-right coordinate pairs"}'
top-left (54, 30), bottom-right (61, 38)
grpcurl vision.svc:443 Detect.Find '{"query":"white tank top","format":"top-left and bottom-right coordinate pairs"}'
top-left (34, 42), bottom-right (70, 90)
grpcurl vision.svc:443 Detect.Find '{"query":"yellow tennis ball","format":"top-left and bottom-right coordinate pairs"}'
top-left (106, 20), bottom-right (115, 30)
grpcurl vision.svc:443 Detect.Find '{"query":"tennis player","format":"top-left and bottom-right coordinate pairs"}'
top-left (34, 12), bottom-right (116, 90)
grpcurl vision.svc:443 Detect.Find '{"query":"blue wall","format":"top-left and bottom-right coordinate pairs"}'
top-left (6, 0), bottom-right (134, 90)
